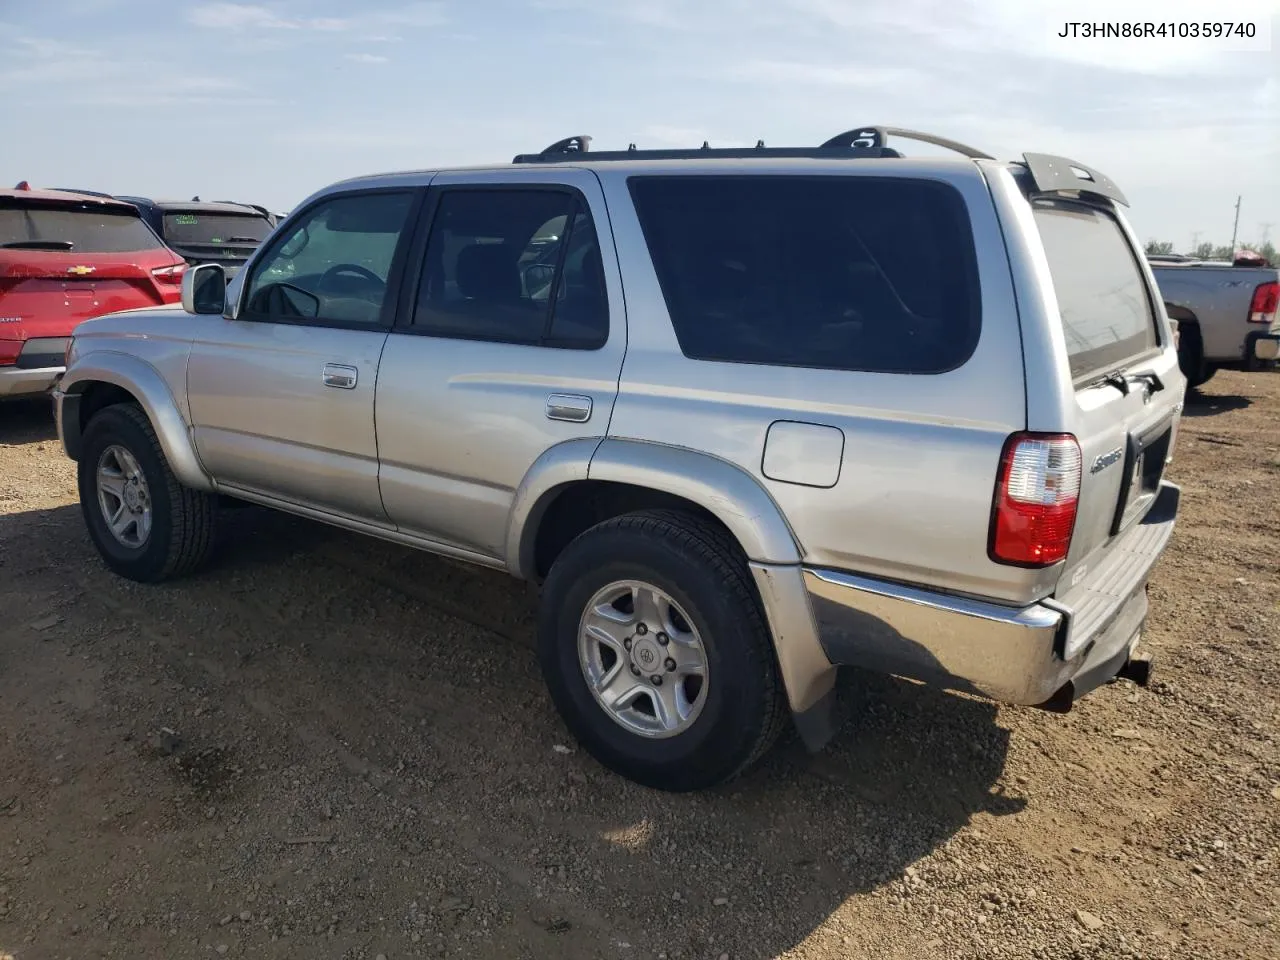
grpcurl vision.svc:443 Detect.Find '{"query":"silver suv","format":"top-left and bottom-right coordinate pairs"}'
top-left (54, 126), bottom-right (1186, 792)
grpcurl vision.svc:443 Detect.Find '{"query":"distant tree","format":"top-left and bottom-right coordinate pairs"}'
top-left (1194, 242), bottom-right (1217, 259)
top-left (1145, 239), bottom-right (1175, 255)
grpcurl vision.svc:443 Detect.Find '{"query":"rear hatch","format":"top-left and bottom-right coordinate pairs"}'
top-left (158, 209), bottom-right (273, 276)
top-left (1031, 197), bottom-right (1183, 651)
top-left (0, 193), bottom-right (185, 363)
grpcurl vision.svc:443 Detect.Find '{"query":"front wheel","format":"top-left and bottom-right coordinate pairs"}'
top-left (538, 510), bottom-right (786, 791)
top-left (77, 403), bottom-right (218, 583)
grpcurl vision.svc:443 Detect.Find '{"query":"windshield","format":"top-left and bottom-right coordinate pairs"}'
top-left (0, 202), bottom-right (164, 253)
top-left (161, 212), bottom-right (272, 246)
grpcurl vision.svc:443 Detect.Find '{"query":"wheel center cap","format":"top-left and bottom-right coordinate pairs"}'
top-left (632, 637), bottom-right (662, 674)
top-left (123, 484), bottom-right (141, 511)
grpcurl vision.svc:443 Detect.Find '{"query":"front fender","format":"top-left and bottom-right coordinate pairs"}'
top-left (59, 350), bottom-right (214, 492)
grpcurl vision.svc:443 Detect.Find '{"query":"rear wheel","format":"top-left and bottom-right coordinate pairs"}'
top-left (1177, 324), bottom-right (1215, 388)
top-left (78, 403), bottom-right (217, 583)
top-left (538, 510), bottom-right (786, 791)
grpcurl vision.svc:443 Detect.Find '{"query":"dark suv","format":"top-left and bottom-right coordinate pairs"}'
top-left (117, 198), bottom-right (275, 279)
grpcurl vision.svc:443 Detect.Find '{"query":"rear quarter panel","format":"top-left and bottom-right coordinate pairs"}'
top-left (598, 160), bottom-right (1050, 604)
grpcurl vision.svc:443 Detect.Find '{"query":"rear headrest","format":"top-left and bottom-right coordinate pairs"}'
top-left (456, 243), bottom-right (520, 301)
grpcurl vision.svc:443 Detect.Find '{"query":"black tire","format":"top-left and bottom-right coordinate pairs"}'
top-left (1177, 325), bottom-right (1215, 388)
top-left (78, 403), bottom-right (217, 583)
top-left (538, 509), bottom-right (786, 791)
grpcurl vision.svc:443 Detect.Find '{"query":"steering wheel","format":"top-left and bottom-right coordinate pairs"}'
top-left (317, 263), bottom-right (384, 293)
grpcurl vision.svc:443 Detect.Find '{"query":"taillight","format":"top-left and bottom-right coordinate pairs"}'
top-left (1249, 281), bottom-right (1278, 324)
top-left (151, 263), bottom-right (186, 285)
top-left (989, 432), bottom-right (1081, 567)
top-left (0, 340), bottom-right (20, 367)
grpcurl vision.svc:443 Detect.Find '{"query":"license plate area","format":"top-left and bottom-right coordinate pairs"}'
top-left (1111, 419), bottom-right (1172, 536)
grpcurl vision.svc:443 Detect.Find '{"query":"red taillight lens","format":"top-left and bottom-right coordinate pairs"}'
top-left (990, 432), bottom-right (1081, 567)
top-left (1249, 281), bottom-right (1278, 324)
top-left (0, 340), bottom-right (20, 367)
top-left (151, 263), bottom-right (186, 285)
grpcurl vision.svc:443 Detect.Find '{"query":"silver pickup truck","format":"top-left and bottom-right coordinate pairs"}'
top-left (1150, 258), bottom-right (1280, 387)
top-left (54, 127), bottom-right (1186, 791)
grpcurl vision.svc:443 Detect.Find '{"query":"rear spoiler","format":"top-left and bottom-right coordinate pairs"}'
top-left (1020, 153), bottom-right (1128, 207)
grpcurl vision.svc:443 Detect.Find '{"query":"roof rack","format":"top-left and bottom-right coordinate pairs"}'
top-left (511, 126), bottom-right (1128, 207)
top-left (512, 124), bottom-right (995, 164)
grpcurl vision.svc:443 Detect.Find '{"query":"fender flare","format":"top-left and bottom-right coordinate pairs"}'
top-left (505, 436), bottom-right (803, 577)
top-left (59, 350), bottom-right (214, 492)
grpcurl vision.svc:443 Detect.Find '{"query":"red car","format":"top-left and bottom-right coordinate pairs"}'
top-left (1, 184), bottom-right (186, 402)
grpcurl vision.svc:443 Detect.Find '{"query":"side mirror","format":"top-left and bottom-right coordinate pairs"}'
top-left (182, 263), bottom-right (227, 315)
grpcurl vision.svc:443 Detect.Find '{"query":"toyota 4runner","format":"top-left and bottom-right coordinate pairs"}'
top-left (54, 126), bottom-right (1186, 791)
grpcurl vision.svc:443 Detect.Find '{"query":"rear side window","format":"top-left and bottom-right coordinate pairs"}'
top-left (0, 203), bottom-right (163, 253)
top-left (628, 176), bottom-right (981, 374)
top-left (162, 212), bottom-right (272, 246)
top-left (1033, 201), bottom-right (1159, 381)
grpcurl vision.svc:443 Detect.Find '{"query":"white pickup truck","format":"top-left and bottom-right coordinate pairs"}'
top-left (1149, 256), bottom-right (1279, 387)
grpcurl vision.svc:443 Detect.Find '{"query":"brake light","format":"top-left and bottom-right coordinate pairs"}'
top-left (990, 432), bottom-right (1081, 567)
top-left (151, 263), bottom-right (186, 285)
top-left (0, 340), bottom-right (20, 367)
top-left (1249, 281), bottom-right (1277, 324)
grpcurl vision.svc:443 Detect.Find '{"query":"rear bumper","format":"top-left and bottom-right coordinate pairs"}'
top-left (0, 365), bottom-right (63, 399)
top-left (1247, 330), bottom-right (1279, 366)
top-left (801, 480), bottom-right (1179, 708)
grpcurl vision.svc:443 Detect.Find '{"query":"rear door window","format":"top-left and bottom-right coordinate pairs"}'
top-left (627, 175), bottom-right (981, 374)
top-left (410, 188), bottom-right (608, 349)
top-left (0, 202), bottom-right (164, 253)
top-left (1032, 200), bottom-right (1159, 381)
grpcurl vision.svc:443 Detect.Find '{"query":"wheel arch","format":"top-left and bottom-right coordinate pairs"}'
top-left (60, 351), bottom-right (214, 492)
top-left (506, 437), bottom-right (803, 581)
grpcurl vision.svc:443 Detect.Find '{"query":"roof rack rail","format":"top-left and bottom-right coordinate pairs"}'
top-left (820, 126), bottom-right (993, 160)
top-left (512, 124), bottom-right (997, 165)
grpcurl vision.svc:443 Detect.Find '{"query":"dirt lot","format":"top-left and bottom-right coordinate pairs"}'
top-left (1, 371), bottom-right (1277, 960)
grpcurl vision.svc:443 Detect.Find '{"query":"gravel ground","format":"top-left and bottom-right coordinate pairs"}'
top-left (0, 370), bottom-right (1277, 960)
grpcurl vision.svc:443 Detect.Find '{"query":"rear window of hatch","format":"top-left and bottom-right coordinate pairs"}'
top-left (627, 175), bottom-right (982, 375)
top-left (1032, 199), bottom-right (1160, 382)
top-left (161, 212), bottom-right (273, 247)
top-left (0, 201), bottom-right (165, 254)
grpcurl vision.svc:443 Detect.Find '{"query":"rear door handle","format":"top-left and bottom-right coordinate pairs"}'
top-left (322, 363), bottom-right (358, 390)
top-left (546, 393), bottom-right (592, 422)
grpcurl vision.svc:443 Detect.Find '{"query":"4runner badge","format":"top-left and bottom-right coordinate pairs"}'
top-left (1091, 447), bottom-right (1123, 474)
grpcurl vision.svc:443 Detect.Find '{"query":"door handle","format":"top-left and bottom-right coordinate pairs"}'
top-left (322, 363), bottom-right (358, 390)
top-left (546, 393), bottom-right (592, 423)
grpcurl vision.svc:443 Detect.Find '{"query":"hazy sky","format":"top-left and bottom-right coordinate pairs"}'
top-left (3, 0), bottom-right (1277, 250)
